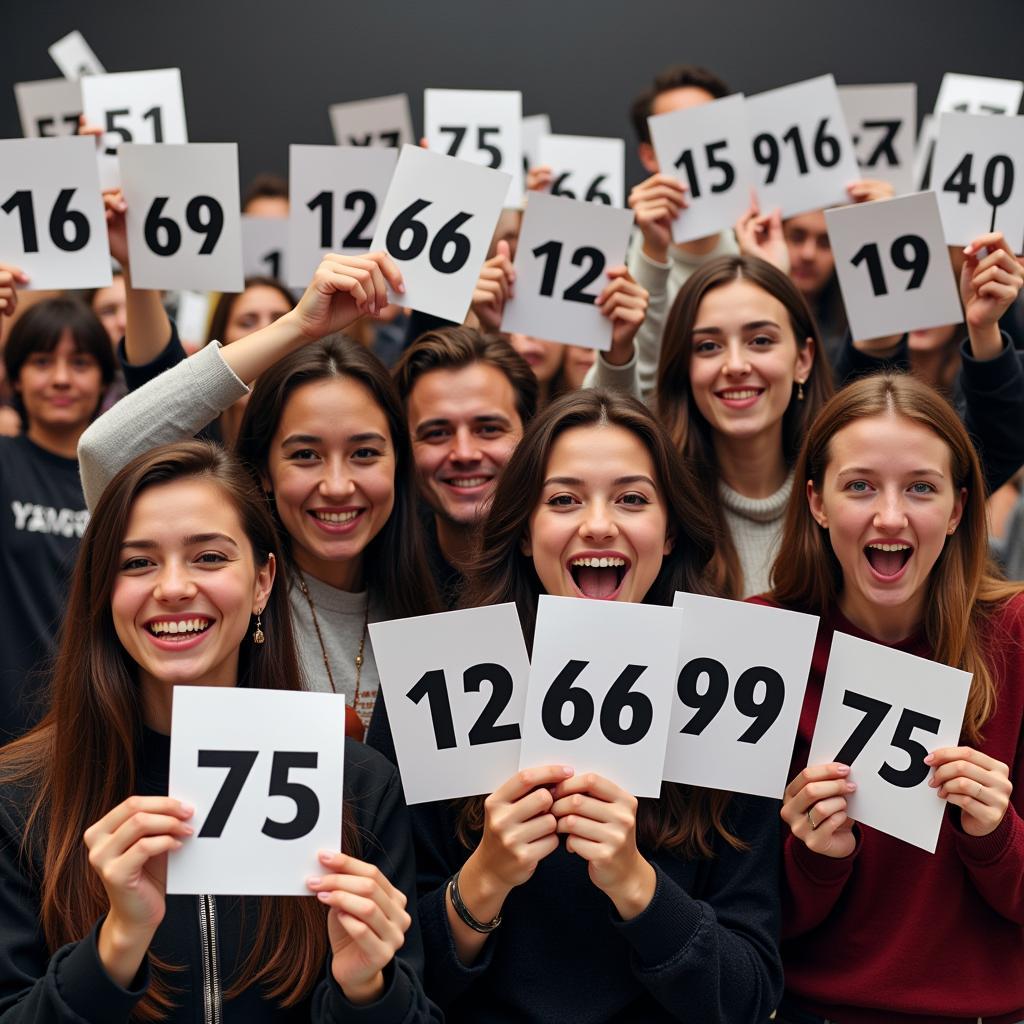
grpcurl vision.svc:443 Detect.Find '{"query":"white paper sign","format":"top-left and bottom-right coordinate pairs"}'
top-left (745, 75), bottom-right (860, 217)
top-left (425, 89), bottom-right (524, 206)
top-left (369, 144), bottom-right (510, 322)
top-left (0, 137), bottom-right (111, 290)
top-left (826, 192), bottom-right (963, 341)
top-left (932, 113), bottom-right (1024, 248)
top-left (664, 594), bottom-right (818, 799)
top-left (648, 93), bottom-right (755, 242)
top-left (522, 113), bottom-right (551, 176)
top-left (166, 687), bottom-right (347, 895)
top-left (501, 193), bottom-right (633, 349)
top-left (328, 94), bottom-right (414, 149)
top-left (370, 604), bottom-right (530, 805)
top-left (120, 143), bottom-right (243, 292)
top-left (81, 69), bottom-right (188, 189)
top-left (519, 596), bottom-right (681, 797)
top-left (287, 144), bottom-right (399, 288)
top-left (538, 134), bottom-right (625, 208)
top-left (838, 84), bottom-right (917, 196)
top-left (48, 30), bottom-right (105, 81)
top-left (914, 114), bottom-right (939, 191)
top-left (807, 632), bottom-right (971, 853)
top-left (241, 214), bottom-right (289, 283)
top-left (14, 79), bottom-right (82, 139)
top-left (934, 73), bottom-right (1024, 117)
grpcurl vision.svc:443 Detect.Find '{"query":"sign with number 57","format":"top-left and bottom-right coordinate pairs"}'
top-left (167, 687), bottom-right (347, 895)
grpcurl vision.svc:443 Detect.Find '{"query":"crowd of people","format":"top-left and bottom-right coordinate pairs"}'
top-left (1, 59), bottom-right (1023, 1024)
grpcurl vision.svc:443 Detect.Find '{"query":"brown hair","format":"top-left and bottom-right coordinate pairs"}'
top-left (0, 442), bottom-right (360, 1019)
top-left (656, 254), bottom-right (835, 597)
top-left (235, 336), bottom-right (441, 620)
top-left (630, 64), bottom-right (731, 144)
top-left (772, 373), bottom-right (1024, 743)
top-left (393, 325), bottom-right (538, 428)
top-left (205, 277), bottom-right (295, 347)
top-left (241, 173), bottom-right (289, 211)
top-left (458, 389), bottom-right (742, 857)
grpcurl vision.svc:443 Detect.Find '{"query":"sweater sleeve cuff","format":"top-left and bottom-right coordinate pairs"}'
top-left (419, 884), bottom-right (496, 980)
top-left (54, 918), bottom-right (148, 1021)
top-left (321, 960), bottom-right (413, 1023)
top-left (629, 247), bottom-right (671, 294)
top-left (950, 802), bottom-right (1022, 864)
top-left (786, 828), bottom-right (860, 884)
top-left (118, 320), bottom-right (185, 387)
top-left (187, 341), bottom-right (250, 408)
top-left (959, 331), bottom-right (1017, 390)
top-left (612, 863), bottom-right (704, 968)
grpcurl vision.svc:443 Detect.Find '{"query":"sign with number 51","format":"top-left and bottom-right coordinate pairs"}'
top-left (167, 687), bottom-right (347, 895)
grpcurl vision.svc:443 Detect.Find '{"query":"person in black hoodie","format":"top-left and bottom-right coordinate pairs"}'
top-left (0, 441), bottom-right (439, 1023)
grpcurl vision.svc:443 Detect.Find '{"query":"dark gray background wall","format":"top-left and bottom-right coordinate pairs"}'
top-left (4, 0), bottom-right (1023, 188)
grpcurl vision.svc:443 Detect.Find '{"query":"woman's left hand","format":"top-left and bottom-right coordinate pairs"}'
top-left (551, 772), bottom-right (656, 919)
top-left (308, 850), bottom-right (412, 1005)
top-left (847, 179), bottom-right (895, 204)
top-left (596, 267), bottom-right (649, 364)
top-left (926, 746), bottom-right (1013, 837)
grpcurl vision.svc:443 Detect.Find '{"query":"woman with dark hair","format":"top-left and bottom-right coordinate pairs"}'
top-left (759, 373), bottom-right (1024, 1024)
top-left (391, 389), bottom-right (783, 1022)
top-left (0, 441), bottom-right (438, 1022)
top-left (0, 295), bottom-right (116, 739)
top-left (79, 253), bottom-right (441, 734)
top-left (588, 253), bottom-right (832, 598)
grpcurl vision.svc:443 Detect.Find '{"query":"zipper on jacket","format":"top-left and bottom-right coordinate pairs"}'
top-left (196, 894), bottom-right (223, 1024)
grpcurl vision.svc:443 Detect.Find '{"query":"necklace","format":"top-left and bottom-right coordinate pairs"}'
top-left (295, 570), bottom-right (369, 699)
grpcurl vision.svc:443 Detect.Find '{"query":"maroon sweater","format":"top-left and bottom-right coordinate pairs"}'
top-left (751, 594), bottom-right (1024, 1024)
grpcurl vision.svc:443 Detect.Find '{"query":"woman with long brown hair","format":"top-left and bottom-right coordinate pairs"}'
top-left (79, 251), bottom-right (442, 736)
top-left (588, 254), bottom-right (833, 599)
top-left (758, 373), bottom-right (1024, 1024)
top-left (0, 442), bottom-right (439, 1022)
top-left (387, 389), bottom-right (783, 1022)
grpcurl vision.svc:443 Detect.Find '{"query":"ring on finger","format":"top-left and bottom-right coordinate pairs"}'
top-left (807, 809), bottom-right (818, 831)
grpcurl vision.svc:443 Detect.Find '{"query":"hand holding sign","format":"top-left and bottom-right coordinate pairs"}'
top-left (781, 762), bottom-right (858, 858)
top-left (0, 264), bottom-right (28, 317)
top-left (628, 173), bottom-right (687, 263)
top-left (470, 239), bottom-right (516, 331)
top-left (925, 746), bottom-right (1012, 837)
top-left (960, 231), bottom-right (1024, 332)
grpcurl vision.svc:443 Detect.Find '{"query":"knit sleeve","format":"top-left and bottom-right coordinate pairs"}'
top-left (582, 350), bottom-right (643, 397)
top-left (627, 245), bottom-right (673, 398)
top-left (612, 795), bottom-right (783, 1022)
top-left (780, 828), bottom-right (860, 938)
top-left (77, 343), bottom-right (249, 510)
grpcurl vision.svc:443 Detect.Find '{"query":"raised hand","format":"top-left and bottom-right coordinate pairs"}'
top-left (470, 239), bottom-right (515, 331)
top-left (734, 190), bottom-right (788, 272)
top-left (780, 763), bottom-right (858, 858)
top-left (628, 173), bottom-right (687, 263)
top-left (595, 266), bottom-right (649, 366)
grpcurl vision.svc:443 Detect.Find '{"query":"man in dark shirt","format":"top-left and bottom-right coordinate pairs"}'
top-left (393, 327), bottom-right (537, 607)
top-left (0, 292), bottom-right (115, 739)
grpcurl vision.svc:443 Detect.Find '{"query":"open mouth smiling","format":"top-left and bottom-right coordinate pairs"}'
top-left (567, 553), bottom-right (631, 600)
top-left (864, 541), bottom-right (913, 580)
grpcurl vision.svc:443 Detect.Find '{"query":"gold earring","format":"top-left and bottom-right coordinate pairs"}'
top-left (252, 611), bottom-right (265, 645)
top-left (797, 380), bottom-right (805, 401)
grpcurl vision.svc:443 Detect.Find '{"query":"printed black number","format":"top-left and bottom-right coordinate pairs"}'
top-left (379, 130), bottom-right (400, 148)
top-left (103, 105), bottom-right (163, 155)
top-left (677, 657), bottom-right (785, 742)
top-left (261, 751), bottom-right (320, 840)
top-left (860, 119), bottom-right (901, 168)
top-left (407, 664), bottom-right (521, 749)
top-left (35, 113), bottom-right (80, 138)
top-left (943, 153), bottom-right (1016, 229)
top-left (142, 105), bottom-right (164, 142)
top-left (850, 235), bottom-right (929, 296)
top-left (834, 691), bottom-right (892, 766)
top-left (2, 188), bottom-right (90, 253)
top-left (532, 240), bottom-right (606, 304)
top-left (439, 125), bottom-right (502, 168)
top-left (541, 661), bottom-right (653, 745)
top-left (347, 131), bottom-right (401, 148)
top-left (550, 173), bottom-right (612, 204)
top-left (196, 749), bottom-right (258, 837)
top-left (674, 140), bottom-right (735, 199)
top-left (143, 195), bottom-right (224, 257)
top-left (261, 249), bottom-right (281, 279)
top-left (753, 118), bottom-right (841, 185)
top-left (385, 199), bottom-right (473, 274)
top-left (307, 190), bottom-right (376, 250)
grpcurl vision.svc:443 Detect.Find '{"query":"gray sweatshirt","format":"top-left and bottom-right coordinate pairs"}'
top-left (77, 343), bottom-right (384, 722)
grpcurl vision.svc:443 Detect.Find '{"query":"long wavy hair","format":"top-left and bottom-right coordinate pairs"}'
top-left (0, 443), bottom-right (360, 1020)
top-left (656, 255), bottom-right (834, 597)
top-left (458, 389), bottom-right (744, 857)
top-left (772, 373), bottom-right (1024, 742)
top-left (234, 336), bottom-right (441, 618)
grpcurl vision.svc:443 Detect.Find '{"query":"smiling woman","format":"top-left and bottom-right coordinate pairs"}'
top-left (0, 441), bottom-right (440, 1023)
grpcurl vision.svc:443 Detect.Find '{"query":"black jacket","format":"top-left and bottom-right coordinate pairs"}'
top-left (0, 729), bottom-right (442, 1023)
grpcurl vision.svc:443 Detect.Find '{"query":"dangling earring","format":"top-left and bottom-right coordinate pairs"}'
top-left (252, 610), bottom-right (265, 645)
top-left (797, 380), bottom-right (805, 401)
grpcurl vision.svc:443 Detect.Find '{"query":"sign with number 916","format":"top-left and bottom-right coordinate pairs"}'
top-left (167, 687), bottom-right (347, 895)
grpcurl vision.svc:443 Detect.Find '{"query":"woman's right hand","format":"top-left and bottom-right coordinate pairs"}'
top-left (0, 263), bottom-right (28, 318)
top-left (780, 763), bottom-right (858, 858)
top-left (289, 252), bottom-right (405, 341)
top-left (84, 796), bottom-right (194, 981)
top-left (103, 189), bottom-right (130, 269)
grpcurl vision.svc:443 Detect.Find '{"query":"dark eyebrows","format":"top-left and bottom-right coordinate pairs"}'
top-left (836, 466), bottom-right (946, 479)
top-left (415, 414), bottom-right (512, 433)
top-left (541, 475), bottom-right (658, 488)
top-left (692, 320), bottom-right (782, 335)
top-left (121, 533), bottom-right (241, 550)
top-left (281, 432), bottom-right (387, 446)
